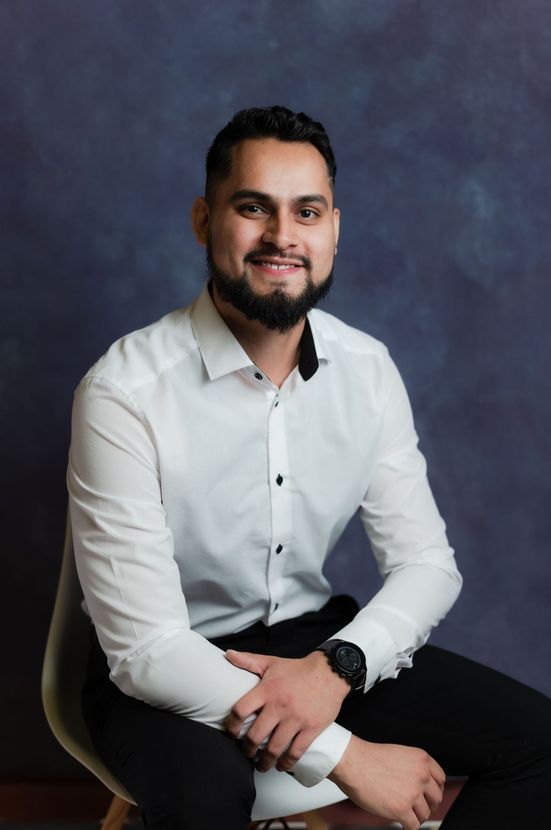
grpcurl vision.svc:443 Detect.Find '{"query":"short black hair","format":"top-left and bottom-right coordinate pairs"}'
top-left (205, 106), bottom-right (336, 203)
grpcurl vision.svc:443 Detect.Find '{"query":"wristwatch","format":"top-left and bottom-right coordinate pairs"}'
top-left (315, 639), bottom-right (367, 693)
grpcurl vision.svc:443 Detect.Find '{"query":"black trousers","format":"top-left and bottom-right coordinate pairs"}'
top-left (82, 595), bottom-right (551, 829)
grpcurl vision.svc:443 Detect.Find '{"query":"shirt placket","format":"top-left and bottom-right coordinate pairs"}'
top-left (265, 384), bottom-right (292, 623)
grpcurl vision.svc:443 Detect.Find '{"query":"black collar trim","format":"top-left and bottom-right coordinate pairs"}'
top-left (298, 318), bottom-right (319, 381)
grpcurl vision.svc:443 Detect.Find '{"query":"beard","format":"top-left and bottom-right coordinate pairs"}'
top-left (206, 242), bottom-right (333, 334)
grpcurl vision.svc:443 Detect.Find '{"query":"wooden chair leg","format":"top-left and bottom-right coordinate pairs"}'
top-left (100, 794), bottom-right (132, 830)
top-left (250, 815), bottom-right (328, 829)
top-left (302, 809), bottom-right (329, 830)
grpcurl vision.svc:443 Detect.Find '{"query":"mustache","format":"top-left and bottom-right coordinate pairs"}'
top-left (244, 247), bottom-right (312, 270)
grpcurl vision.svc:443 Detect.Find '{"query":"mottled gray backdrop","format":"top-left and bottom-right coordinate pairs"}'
top-left (1, 0), bottom-right (550, 777)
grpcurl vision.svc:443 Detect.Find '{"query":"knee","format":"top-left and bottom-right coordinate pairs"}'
top-left (140, 734), bottom-right (256, 830)
top-left (142, 780), bottom-right (255, 830)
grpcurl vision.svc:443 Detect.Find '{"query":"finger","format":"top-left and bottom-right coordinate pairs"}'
top-left (225, 649), bottom-right (273, 676)
top-left (400, 810), bottom-right (420, 830)
top-left (424, 776), bottom-right (444, 812)
top-left (225, 688), bottom-right (265, 736)
top-left (242, 714), bottom-right (279, 759)
top-left (254, 722), bottom-right (299, 772)
top-left (430, 757), bottom-right (446, 789)
top-left (275, 729), bottom-right (314, 773)
top-left (412, 794), bottom-right (431, 825)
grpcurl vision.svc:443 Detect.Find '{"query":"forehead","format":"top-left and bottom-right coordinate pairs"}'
top-left (221, 138), bottom-right (333, 200)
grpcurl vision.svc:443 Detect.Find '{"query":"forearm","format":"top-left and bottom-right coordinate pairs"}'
top-left (333, 558), bottom-right (462, 689)
top-left (100, 622), bottom-right (352, 787)
top-left (344, 348), bottom-right (463, 688)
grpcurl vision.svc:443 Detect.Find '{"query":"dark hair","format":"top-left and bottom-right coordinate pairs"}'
top-left (205, 106), bottom-right (336, 202)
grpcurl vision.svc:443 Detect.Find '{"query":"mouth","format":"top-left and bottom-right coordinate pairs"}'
top-left (248, 256), bottom-right (306, 276)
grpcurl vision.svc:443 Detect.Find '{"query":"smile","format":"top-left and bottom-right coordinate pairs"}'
top-left (253, 261), bottom-right (302, 270)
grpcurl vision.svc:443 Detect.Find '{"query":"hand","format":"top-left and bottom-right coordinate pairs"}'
top-left (224, 649), bottom-right (350, 772)
top-left (328, 735), bottom-right (445, 830)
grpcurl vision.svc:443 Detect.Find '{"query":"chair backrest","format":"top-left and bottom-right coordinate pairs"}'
top-left (41, 514), bottom-right (135, 803)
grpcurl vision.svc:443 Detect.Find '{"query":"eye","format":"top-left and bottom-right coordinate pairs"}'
top-left (240, 204), bottom-right (267, 216)
top-left (298, 208), bottom-right (318, 220)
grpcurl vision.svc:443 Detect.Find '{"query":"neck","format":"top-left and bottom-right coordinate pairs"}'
top-left (211, 284), bottom-right (305, 387)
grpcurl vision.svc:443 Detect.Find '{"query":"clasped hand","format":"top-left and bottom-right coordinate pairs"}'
top-left (224, 649), bottom-right (350, 772)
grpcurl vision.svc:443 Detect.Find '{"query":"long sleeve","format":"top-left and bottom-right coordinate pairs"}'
top-left (332, 350), bottom-right (463, 689)
top-left (67, 376), bottom-right (350, 788)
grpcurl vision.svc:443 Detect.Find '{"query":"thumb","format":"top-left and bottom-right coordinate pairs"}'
top-left (225, 649), bottom-right (272, 677)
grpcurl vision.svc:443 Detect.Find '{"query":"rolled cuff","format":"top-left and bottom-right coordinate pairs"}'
top-left (291, 722), bottom-right (352, 787)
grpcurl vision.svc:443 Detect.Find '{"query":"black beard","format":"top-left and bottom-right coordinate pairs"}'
top-left (206, 245), bottom-right (333, 334)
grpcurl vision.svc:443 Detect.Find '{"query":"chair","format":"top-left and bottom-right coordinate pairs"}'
top-left (42, 516), bottom-right (345, 829)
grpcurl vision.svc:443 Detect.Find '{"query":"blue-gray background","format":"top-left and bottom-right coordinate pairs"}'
top-left (2, 0), bottom-right (550, 778)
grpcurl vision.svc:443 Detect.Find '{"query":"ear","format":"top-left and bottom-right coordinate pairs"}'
top-left (333, 207), bottom-right (340, 249)
top-left (192, 197), bottom-right (210, 246)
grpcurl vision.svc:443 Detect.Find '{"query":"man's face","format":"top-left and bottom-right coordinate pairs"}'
top-left (193, 138), bottom-right (340, 332)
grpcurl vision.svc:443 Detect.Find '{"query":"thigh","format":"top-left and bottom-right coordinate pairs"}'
top-left (337, 645), bottom-right (551, 777)
top-left (82, 630), bottom-right (256, 830)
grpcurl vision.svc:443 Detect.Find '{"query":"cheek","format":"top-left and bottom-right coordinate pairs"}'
top-left (313, 236), bottom-right (336, 268)
top-left (215, 224), bottom-right (257, 264)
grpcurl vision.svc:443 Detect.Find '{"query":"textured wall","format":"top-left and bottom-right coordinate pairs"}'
top-left (1, 0), bottom-right (550, 777)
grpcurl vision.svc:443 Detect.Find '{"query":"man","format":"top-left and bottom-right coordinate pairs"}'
top-left (69, 106), bottom-right (550, 830)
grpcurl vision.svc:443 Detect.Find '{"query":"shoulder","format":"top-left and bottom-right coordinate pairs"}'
top-left (77, 304), bottom-right (198, 400)
top-left (309, 307), bottom-right (389, 360)
top-left (309, 308), bottom-right (402, 401)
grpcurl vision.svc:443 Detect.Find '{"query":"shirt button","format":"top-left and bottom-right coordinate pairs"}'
top-left (275, 544), bottom-right (283, 554)
top-left (254, 372), bottom-right (263, 380)
top-left (274, 603), bottom-right (279, 611)
top-left (274, 401), bottom-right (279, 407)
top-left (276, 474), bottom-right (283, 486)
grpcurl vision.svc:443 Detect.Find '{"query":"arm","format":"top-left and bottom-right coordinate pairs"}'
top-left (332, 349), bottom-right (463, 684)
top-left (67, 375), bottom-right (350, 786)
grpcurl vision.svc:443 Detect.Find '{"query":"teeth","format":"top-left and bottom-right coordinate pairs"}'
top-left (257, 261), bottom-right (298, 270)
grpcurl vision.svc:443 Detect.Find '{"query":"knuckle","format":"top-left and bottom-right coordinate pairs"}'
top-left (395, 798), bottom-right (410, 816)
top-left (278, 692), bottom-right (292, 710)
top-left (231, 703), bottom-right (246, 720)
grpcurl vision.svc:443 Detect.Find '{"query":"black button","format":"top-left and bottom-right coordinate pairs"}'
top-left (274, 603), bottom-right (279, 611)
top-left (254, 372), bottom-right (263, 380)
top-left (276, 474), bottom-right (283, 486)
top-left (275, 544), bottom-right (283, 554)
top-left (274, 401), bottom-right (279, 407)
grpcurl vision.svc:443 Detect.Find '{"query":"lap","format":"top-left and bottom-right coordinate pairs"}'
top-left (337, 644), bottom-right (551, 777)
top-left (83, 597), bottom-right (551, 822)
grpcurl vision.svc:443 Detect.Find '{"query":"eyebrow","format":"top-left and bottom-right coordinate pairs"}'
top-left (229, 189), bottom-right (330, 210)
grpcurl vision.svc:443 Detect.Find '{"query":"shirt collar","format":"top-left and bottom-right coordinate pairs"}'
top-left (190, 283), bottom-right (327, 382)
top-left (298, 317), bottom-right (319, 381)
top-left (190, 284), bottom-right (253, 381)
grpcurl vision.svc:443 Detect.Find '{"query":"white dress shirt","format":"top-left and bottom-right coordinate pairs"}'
top-left (67, 283), bottom-right (462, 788)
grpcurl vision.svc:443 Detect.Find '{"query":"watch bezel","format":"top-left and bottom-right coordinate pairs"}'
top-left (316, 639), bottom-right (367, 693)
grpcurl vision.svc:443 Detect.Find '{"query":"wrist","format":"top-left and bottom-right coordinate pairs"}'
top-left (306, 650), bottom-right (351, 701)
top-left (314, 639), bottom-right (367, 694)
top-left (327, 733), bottom-right (355, 784)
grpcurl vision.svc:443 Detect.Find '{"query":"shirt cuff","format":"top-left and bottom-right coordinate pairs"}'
top-left (291, 722), bottom-right (352, 787)
top-left (331, 617), bottom-right (399, 692)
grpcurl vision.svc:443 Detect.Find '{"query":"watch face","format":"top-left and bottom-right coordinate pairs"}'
top-left (336, 645), bottom-right (362, 673)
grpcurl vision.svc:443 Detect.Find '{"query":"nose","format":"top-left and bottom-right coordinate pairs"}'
top-left (261, 210), bottom-right (298, 249)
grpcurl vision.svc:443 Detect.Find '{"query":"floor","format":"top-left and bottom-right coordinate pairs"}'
top-left (0, 823), bottom-right (444, 829)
